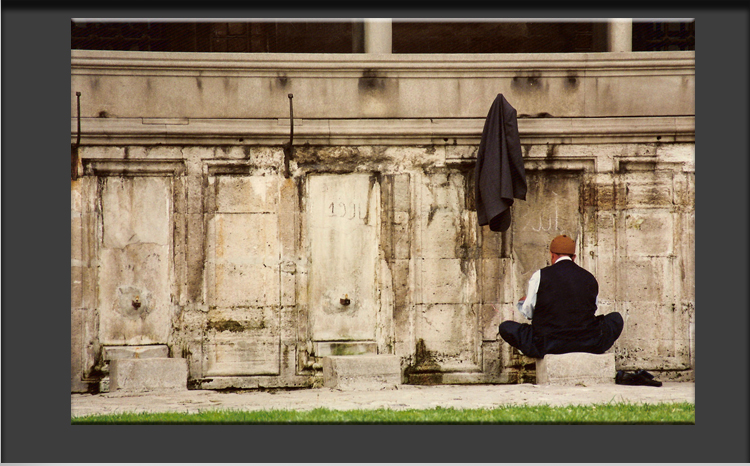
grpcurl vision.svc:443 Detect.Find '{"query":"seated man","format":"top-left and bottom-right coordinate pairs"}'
top-left (499, 235), bottom-right (623, 359)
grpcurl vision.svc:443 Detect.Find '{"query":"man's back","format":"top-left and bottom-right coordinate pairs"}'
top-left (532, 260), bottom-right (599, 340)
top-left (498, 234), bottom-right (623, 358)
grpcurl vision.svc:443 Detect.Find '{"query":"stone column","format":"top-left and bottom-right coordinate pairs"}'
top-left (364, 18), bottom-right (392, 54)
top-left (607, 18), bottom-right (633, 52)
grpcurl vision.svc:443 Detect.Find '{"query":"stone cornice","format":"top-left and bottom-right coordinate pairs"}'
top-left (71, 50), bottom-right (695, 121)
top-left (71, 50), bottom-right (695, 78)
top-left (71, 116), bottom-right (695, 146)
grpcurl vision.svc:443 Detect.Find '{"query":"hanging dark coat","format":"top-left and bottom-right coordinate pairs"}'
top-left (474, 93), bottom-right (527, 232)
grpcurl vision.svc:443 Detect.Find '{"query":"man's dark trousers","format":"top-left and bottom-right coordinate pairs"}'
top-left (498, 312), bottom-right (624, 359)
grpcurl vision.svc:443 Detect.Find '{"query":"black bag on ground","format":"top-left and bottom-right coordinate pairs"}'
top-left (615, 369), bottom-right (663, 387)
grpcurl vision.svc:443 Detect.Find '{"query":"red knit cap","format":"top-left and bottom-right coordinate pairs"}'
top-left (550, 235), bottom-right (576, 255)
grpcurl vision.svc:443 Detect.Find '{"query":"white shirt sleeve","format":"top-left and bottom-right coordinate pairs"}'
top-left (517, 269), bottom-right (541, 320)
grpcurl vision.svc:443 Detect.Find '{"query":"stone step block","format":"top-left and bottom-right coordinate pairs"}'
top-left (109, 357), bottom-right (188, 392)
top-left (322, 355), bottom-right (401, 390)
top-left (103, 345), bottom-right (170, 360)
top-left (535, 352), bottom-right (615, 385)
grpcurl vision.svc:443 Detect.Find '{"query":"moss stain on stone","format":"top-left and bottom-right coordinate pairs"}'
top-left (208, 319), bottom-right (247, 333)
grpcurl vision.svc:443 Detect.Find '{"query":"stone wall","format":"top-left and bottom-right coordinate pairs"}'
top-left (71, 50), bottom-right (694, 391)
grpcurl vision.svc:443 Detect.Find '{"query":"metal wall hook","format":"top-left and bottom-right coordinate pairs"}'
top-left (71, 91), bottom-right (82, 180)
top-left (283, 93), bottom-right (294, 178)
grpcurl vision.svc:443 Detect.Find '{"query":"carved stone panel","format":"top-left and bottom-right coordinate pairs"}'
top-left (307, 173), bottom-right (381, 342)
top-left (511, 170), bottom-right (583, 297)
top-left (97, 176), bottom-right (173, 345)
top-left (204, 173), bottom-right (281, 376)
top-left (412, 171), bottom-right (480, 373)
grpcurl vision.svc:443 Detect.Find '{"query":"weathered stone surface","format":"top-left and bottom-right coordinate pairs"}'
top-left (418, 259), bottom-right (469, 304)
top-left (623, 210), bottom-right (674, 257)
top-left (536, 353), bottom-right (615, 385)
top-left (414, 303), bottom-right (479, 371)
top-left (391, 259), bottom-right (411, 310)
top-left (184, 176), bottom-right (205, 294)
top-left (617, 258), bottom-right (673, 303)
top-left (70, 308), bottom-right (89, 392)
top-left (210, 213), bottom-right (280, 307)
top-left (71, 266), bottom-right (84, 310)
top-left (98, 176), bottom-right (173, 345)
top-left (479, 258), bottom-right (512, 305)
top-left (109, 358), bottom-right (188, 392)
top-left (204, 173), bottom-right (282, 311)
top-left (307, 174), bottom-right (381, 342)
top-left (480, 303), bottom-right (505, 341)
top-left (176, 309), bottom-right (207, 380)
top-left (615, 300), bottom-right (692, 371)
top-left (215, 175), bottom-right (279, 213)
top-left (481, 340), bottom-right (503, 381)
top-left (322, 355), bottom-right (400, 390)
top-left (103, 345), bottom-right (169, 360)
top-left (315, 341), bottom-right (378, 357)
top-left (419, 212), bottom-right (461, 259)
top-left (680, 211), bottom-right (695, 301)
top-left (71, 50), bottom-right (694, 389)
top-left (479, 225), bottom-right (505, 258)
top-left (101, 176), bottom-right (171, 248)
top-left (615, 337), bottom-right (692, 372)
top-left (203, 307), bottom-right (280, 376)
top-left (392, 173), bottom-right (411, 212)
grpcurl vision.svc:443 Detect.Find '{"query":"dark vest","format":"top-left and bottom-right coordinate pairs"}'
top-left (532, 259), bottom-right (600, 341)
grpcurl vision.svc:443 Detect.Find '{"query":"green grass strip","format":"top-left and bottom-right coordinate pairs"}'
top-left (72, 402), bottom-right (694, 425)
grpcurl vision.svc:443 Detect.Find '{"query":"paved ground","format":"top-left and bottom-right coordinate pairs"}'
top-left (71, 381), bottom-right (694, 418)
